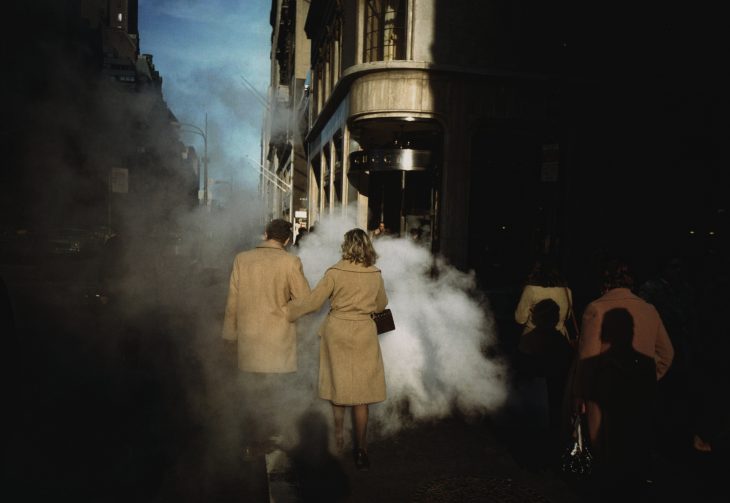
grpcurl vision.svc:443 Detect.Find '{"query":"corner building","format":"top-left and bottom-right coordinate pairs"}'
top-left (298, 0), bottom-right (568, 287)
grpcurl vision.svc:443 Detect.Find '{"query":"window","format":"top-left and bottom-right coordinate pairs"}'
top-left (311, 6), bottom-right (344, 117)
top-left (364, 0), bottom-right (406, 62)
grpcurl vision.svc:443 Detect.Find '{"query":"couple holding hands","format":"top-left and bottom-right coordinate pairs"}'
top-left (222, 219), bottom-right (388, 470)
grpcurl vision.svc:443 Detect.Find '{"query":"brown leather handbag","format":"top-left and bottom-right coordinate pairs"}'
top-left (371, 309), bottom-right (395, 335)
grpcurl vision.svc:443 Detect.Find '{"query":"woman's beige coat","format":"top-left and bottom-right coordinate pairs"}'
top-left (515, 285), bottom-right (575, 338)
top-left (222, 242), bottom-right (311, 373)
top-left (287, 260), bottom-right (388, 405)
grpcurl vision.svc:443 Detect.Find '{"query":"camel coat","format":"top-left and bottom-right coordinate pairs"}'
top-left (576, 288), bottom-right (674, 446)
top-left (578, 288), bottom-right (674, 380)
top-left (222, 242), bottom-right (310, 373)
top-left (515, 285), bottom-right (575, 338)
top-left (286, 260), bottom-right (388, 405)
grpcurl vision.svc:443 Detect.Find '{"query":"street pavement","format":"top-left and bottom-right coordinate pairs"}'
top-left (261, 414), bottom-right (578, 503)
top-left (255, 397), bottom-right (726, 503)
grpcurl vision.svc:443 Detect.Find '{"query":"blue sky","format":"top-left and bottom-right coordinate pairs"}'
top-left (138, 0), bottom-right (272, 192)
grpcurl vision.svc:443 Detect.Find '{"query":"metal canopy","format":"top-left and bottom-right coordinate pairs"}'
top-left (348, 148), bottom-right (433, 172)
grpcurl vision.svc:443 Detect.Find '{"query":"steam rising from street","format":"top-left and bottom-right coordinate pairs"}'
top-left (282, 211), bottom-right (508, 442)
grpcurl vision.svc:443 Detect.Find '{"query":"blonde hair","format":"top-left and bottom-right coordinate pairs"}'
top-left (341, 228), bottom-right (378, 267)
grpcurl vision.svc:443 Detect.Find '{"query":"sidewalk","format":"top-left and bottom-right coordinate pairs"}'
top-left (260, 410), bottom-right (727, 503)
top-left (262, 415), bottom-right (580, 503)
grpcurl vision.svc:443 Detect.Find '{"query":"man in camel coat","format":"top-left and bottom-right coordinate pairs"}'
top-left (222, 218), bottom-right (310, 452)
top-left (575, 259), bottom-right (674, 491)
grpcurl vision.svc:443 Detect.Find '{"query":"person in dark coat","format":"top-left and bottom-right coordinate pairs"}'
top-left (580, 308), bottom-right (657, 499)
top-left (638, 256), bottom-right (697, 454)
top-left (518, 298), bottom-right (576, 457)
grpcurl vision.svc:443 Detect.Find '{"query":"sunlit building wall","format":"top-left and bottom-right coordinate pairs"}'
top-left (263, 0), bottom-right (312, 228)
top-left (299, 0), bottom-right (566, 286)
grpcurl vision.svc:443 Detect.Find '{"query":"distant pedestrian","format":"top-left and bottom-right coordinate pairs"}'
top-left (515, 256), bottom-right (578, 344)
top-left (222, 218), bottom-right (311, 454)
top-left (691, 255), bottom-right (730, 455)
top-left (295, 227), bottom-right (309, 247)
top-left (638, 256), bottom-right (697, 453)
top-left (576, 258), bottom-right (674, 381)
top-left (574, 258), bottom-right (674, 489)
top-left (579, 308), bottom-right (657, 499)
top-left (371, 221), bottom-right (387, 239)
top-left (517, 298), bottom-right (575, 457)
top-left (286, 228), bottom-right (388, 471)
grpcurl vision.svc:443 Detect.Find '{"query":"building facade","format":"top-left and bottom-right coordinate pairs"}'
top-left (264, 0), bottom-right (312, 231)
top-left (290, 0), bottom-right (568, 287)
top-left (265, 1), bottom-right (727, 290)
top-left (2, 0), bottom-right (197, 242)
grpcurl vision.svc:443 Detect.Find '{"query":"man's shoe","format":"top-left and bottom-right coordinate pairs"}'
top-left (354, 448), bottom-right (370, 471)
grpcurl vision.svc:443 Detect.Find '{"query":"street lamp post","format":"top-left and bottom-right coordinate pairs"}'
top-left (174, 113), bottom-right (208, 207)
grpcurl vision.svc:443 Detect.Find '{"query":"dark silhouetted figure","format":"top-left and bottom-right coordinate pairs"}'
top-left (692, 256), bottom-right (730, 455)
top-left (579, 308), bottom-right (656, 502)
top-left (518, 298), bottom-right (576, 460)
top-left (295, 228), bottom-right (309, 247)
top-left (638, 256), bottom-right (697, 455)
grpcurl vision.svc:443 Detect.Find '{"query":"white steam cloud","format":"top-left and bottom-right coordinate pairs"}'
top-left (189, 205), bottom-right (507, 454)
top-left (288, 210), bottom-right (508, 441)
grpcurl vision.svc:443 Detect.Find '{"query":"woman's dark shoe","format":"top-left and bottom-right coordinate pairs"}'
top-left (354, 448), bottom-right (370, 471)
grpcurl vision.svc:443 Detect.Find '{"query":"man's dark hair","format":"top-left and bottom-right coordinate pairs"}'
top-left (266, 219), bottom-right (293, 244)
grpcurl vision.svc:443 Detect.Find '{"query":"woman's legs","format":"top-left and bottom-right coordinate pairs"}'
top-left (353, 404), bottom-right (369, 451)
top-left (332, 403), bottom-right (345, 451)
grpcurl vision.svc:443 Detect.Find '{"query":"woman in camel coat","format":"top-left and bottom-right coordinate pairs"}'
top-left (287, 228), bottom-right (388, 471)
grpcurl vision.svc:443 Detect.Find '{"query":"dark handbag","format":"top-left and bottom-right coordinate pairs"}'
top-left (371, 309), bottom-right (395, 335)
top-left (561, 413), bottom-right (594, 478)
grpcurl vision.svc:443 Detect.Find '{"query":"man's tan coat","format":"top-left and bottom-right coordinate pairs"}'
top-left (222, 242), bottom-right (310, 373)
top-left (287, 260), bottom-right (388, 405)
top-left (577, 287), bottom-right (674, 443)
top-left (578, 287), bottom-right (674, 379)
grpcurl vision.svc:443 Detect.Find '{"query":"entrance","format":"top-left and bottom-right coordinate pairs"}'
top-left (368, 169), bottom-right (435, 246)
top-left (348, 117), bottom-right (442, 250)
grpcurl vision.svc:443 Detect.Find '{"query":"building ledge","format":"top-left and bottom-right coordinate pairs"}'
top-left (306, 60), bottom-right (557, 145)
